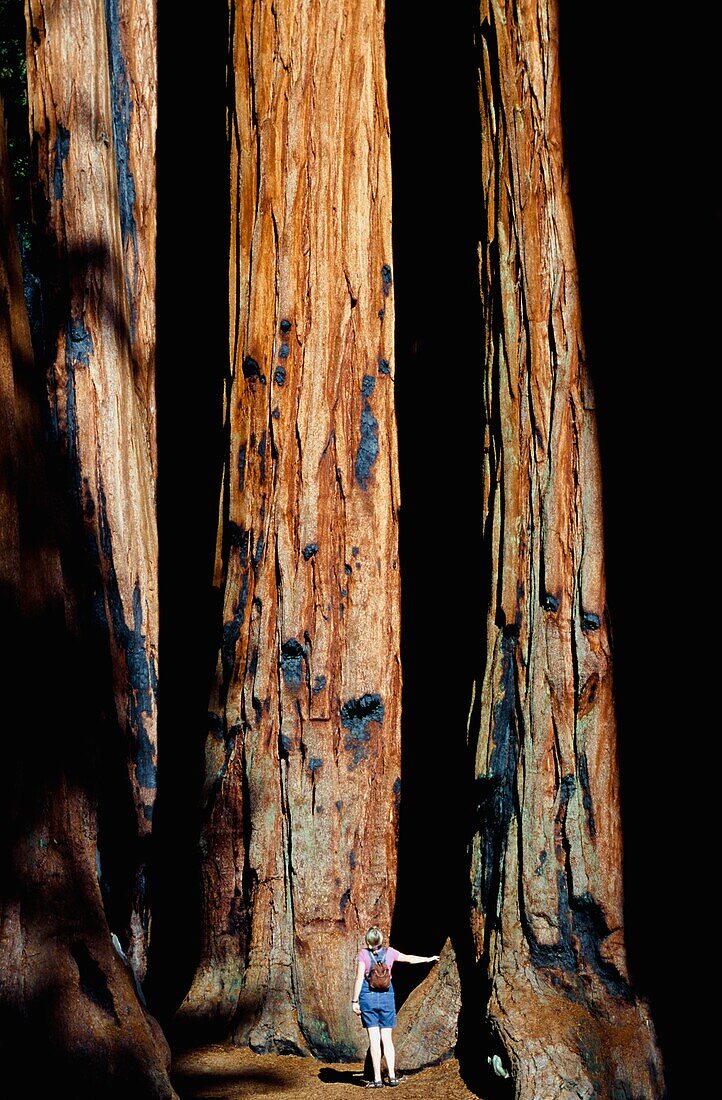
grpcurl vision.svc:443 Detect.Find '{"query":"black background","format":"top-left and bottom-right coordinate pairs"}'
top-left (153, 4), bottom-right (715, 1097)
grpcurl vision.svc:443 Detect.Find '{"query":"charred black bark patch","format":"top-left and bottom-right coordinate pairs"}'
top-left (355, 377), bottom-right (379, 491)
top-left (53, 123), bottom-right (70, 200)
top-left (63, 318), bottom-right (92, 497)
top-left (257, 430), bottom-right (266, 481)
top-left (63, 317), bottom-right (93, 498)
top-left (242, 355), bottom-right (263, 382)
top-left (280, 638), bottom-right (305, 687)
top-left (252, 530), bottom-right (264, 568)
top-left (341, 693), bottom-right (384, 767)
top-left (221, 572), bottom-right (249, 682)
top-left (96, 486), bottom-right (157, 794)
top-left (66, 315), bottom-right (93, 367)
top-left (238, 443), bottom-right (246, 490)
top-left (127, 581), bottom-right (156, 789)
top-left (105, 0), bottom-right (137, 337)
top-left (476, 628), bottom-right (520, 926)
top-left (577, 751), bottom-right (596, 839)
top-left (570, 893), bottom-right (632, 1001)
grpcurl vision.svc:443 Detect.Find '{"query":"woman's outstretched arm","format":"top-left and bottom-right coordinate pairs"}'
top-left (394, 952), bottom-right (440, 964)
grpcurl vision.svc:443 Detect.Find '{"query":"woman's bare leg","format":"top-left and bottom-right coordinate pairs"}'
top-left (381, 1027), bottom-right (396, 1080)
top-left (367, 1027), bottom-right (383, 1082)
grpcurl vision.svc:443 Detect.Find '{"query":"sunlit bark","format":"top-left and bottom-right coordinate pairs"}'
top-left (178, 0), bottom-right (402, 1060)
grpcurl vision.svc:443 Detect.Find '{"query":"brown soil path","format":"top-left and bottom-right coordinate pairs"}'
top-left (171, 1044), bottom-right (485, 1100)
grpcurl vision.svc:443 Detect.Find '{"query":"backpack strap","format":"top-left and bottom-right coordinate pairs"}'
top-left (366, 946), bottom-right (386, 970)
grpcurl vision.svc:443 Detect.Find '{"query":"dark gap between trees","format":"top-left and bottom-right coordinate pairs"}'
top-left (384, 0), bottom-right (486, 1013)
top-left (145, 4), bottom-right (229, 1022)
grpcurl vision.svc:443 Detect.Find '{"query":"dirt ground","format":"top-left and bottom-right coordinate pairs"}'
top-left (171, 1044), bottom-right (485, 1100)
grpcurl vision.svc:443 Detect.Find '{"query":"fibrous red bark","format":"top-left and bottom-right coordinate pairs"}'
top-left (24, 0), bottom-right (158, 980)
top-left (468, 2), bottom-right (665, 1095)
top-left (178, 0), bottom-right (401, 1060)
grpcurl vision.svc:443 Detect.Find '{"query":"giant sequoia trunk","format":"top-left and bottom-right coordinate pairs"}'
top-left (0, 98), bottom-right (174, 1098)
top-left (468, 2), bottom-right (665, 1095)
top-left (24, 0), bottom-right (158, 981)
top-left (178, 0), bottom-right (402, 1060)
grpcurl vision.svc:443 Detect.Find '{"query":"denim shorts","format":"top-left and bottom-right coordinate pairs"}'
top-left (358, 984), bottom-right (397, 1028)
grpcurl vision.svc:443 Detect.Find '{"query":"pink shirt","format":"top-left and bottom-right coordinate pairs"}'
top-left (359, 946), bottom-right (400, 976)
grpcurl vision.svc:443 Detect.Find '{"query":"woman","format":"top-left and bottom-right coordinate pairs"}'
top-left (351, 926), bottom-right (439, 1088)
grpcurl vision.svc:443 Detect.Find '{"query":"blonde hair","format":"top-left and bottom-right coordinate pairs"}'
top-left (365, 926), bottom-right (383, 950)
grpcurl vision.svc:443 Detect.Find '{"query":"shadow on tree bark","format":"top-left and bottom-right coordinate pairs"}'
top-left (1, 93), bottom-right (174, 1094)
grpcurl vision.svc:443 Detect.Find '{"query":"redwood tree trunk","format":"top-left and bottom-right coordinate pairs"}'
top-left (178, 0), bottom-right (401, 1059)
top-left (24, 0), bottom-right (158, 981)
top-left (0, 97), bottom-right (174, 1099)
top-left (469, 2), bottom-right (665, 1095)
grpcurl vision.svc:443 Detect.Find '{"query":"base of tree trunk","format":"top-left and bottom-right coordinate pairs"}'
top-left (174, 965), bottom-right (239, 1039)
top-left (483, 960), bottom-right (664, 1099)
top-left (1, 904), bottom-right (177, 1098)
top-left (175, 965), bottom-right (311, 1058)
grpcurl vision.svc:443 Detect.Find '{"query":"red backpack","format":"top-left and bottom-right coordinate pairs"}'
top-left (367, 947), bottom-right (391, 991)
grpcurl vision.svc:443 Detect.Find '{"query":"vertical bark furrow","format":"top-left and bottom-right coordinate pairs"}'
top-left (179, 0), bottom-right (401, 1060)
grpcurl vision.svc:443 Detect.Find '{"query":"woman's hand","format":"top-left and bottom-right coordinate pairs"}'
top-left (428, 955), bottom-right (440, 962)
top-left (352, 1000), bottom-right (362, 1016)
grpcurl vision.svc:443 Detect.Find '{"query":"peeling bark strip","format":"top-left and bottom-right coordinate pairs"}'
top-left (178, 0), bottom-right (401, 1060)
top-left (25, 0), bottom-right (158, 979)
top-left (469, 3), bottom-right (664, 1096)
top-left (0, 100), bottom-right (175, 1100)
